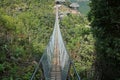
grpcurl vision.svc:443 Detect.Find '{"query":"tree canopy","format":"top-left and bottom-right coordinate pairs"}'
top-left (88, 0), bottom-right (120, 80)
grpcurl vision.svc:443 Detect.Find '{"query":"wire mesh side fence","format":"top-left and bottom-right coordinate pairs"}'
top-left (67, 60), bottom-right (81, 80)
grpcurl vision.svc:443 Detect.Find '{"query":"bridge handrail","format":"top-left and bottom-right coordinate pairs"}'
top-left (71, 60), bottom-right (81, 80)
top-left (59, 24), bottom-right (81, 80)
top-left (30, 53), bottom-right (45, 80)
top-left (59, 28), bottom-right (81, 80)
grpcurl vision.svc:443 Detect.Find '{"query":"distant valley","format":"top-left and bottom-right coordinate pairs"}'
top-left (69, 0), bottom-right (90, 15)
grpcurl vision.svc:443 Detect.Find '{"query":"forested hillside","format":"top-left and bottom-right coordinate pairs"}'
top-left (0, 0), bottom-right (95, 80)
top-left (0, 0), bottom-right (54, 79)
top-left (1, 0), bottom-right (119, 80)
top-left (60, 14), bottom-right (95, 80)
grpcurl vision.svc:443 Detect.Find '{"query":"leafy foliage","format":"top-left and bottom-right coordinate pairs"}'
top-left (60, 14), bottom-right (95, 80)
top-left (88, 0), bottom-right (120, 80)
top-left (0, 0), bottom-right (95, 79)
top-left (0, 0), bottom-right (54, 79)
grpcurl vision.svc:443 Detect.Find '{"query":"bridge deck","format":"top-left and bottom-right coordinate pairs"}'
top-left (50, 14), bottom-right (61, 80)
top-left (50, 65), bottom-right (61, 80)
top-left (50, 52), bottom-right (61, 80)
top-left (30, 4), bottom-right (80, 80)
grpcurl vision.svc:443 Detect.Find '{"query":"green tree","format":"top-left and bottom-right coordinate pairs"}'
top-left (0, 0), bottom-right (54, 79)
top-left (88, 0), bottom-right (120, 80)
top-left (61, 14), bottom-right (95, 80)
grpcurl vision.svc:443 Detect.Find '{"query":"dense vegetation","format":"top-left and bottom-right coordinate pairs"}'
top-left (2, 0), bottom-right (119, 80)
top-left (88, 0), bottom-right (120, 80)
top-left (0, 0), bottom-right (54, 79)
top-left (60, 14), bottom-right (95, 80)
top-left (0, 0), bottom-right (95, 80)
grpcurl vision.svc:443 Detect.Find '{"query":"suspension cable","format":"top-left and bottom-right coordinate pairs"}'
top-left (71, 60), bottom-right (81, 80)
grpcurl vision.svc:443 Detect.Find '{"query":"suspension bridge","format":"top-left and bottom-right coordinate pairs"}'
top-left (30, 2), bottom-right (80, 80)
